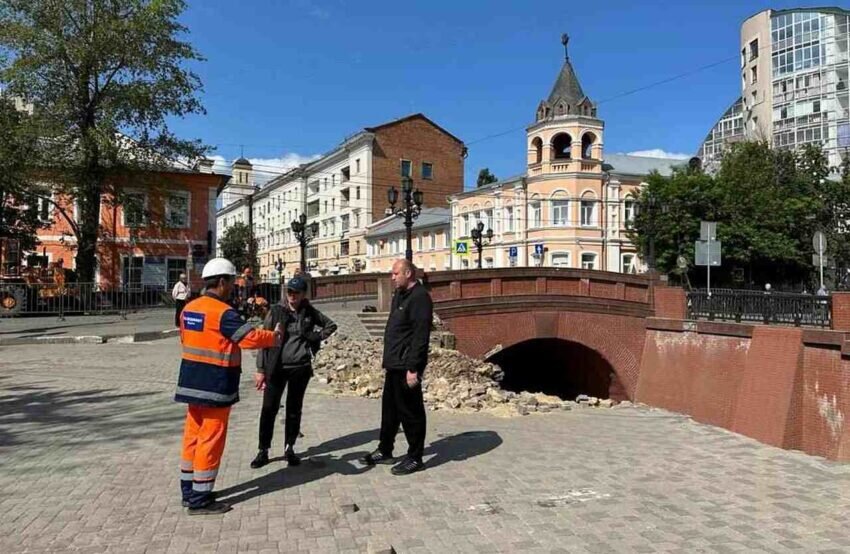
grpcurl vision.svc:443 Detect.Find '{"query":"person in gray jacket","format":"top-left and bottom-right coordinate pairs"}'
top-left (250, 276), bottom-right (337, 468)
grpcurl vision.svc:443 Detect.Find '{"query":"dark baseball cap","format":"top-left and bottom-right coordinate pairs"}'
top-left (286, 276), bottom-right (308, 292)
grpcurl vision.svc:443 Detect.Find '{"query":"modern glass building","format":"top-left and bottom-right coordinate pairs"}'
top-left (699, 7), bottom-right (850, 171)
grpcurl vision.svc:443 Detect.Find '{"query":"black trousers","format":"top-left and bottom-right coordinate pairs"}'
top-left (379, 370), bottom-right (426, 461)
top-left (258, 365), bottom-right (312, 450)
top-left (174, 299), bottom-right (186, 327)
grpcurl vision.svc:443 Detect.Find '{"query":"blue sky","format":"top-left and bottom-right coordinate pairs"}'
top-left (171, 0), bottom-right (826, 188)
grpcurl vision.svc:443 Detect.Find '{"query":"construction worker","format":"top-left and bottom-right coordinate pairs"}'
top-left (175, 257), bottom-right (282, 515)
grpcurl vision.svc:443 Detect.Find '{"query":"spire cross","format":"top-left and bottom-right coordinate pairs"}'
top-left (561, 33), bottom-right (570, 60)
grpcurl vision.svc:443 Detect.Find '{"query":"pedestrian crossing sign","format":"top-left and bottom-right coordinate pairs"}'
top-left (454, 240), bottom-right (470, 255)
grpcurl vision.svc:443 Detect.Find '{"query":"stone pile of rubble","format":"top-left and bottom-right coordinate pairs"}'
top-left (313, 337), bottom-right (629, 416)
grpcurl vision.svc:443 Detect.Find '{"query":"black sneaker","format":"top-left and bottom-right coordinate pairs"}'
top-left (250, 449), bottom-right (269, 469)
top-left (284, 446), bottom-right (301, 467)
top-left (391, 457), bottom-right (424, 476)
top-left (187, 501), bottom-right (232, 515)
top-left (361, 449), bottom-right (394, 466)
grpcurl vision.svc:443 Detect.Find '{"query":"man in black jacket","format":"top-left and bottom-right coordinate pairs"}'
top-left (362, 259), bottom-right (433, 475)
top-left (250, 276), bottom-right (337, 468)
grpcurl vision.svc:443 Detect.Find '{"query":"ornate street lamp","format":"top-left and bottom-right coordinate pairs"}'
top-left (386, 176), bottom-right (424, 262)
top-left (470, 221), bottom-right (494, 269)
top-left (291, 213), bottom-right (319, 274)
top-left (274, 256), bottom-right (285, 283)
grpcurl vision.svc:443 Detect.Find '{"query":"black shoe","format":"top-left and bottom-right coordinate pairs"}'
top-left (182, 492), bottom-right (215, 508)
top-left (361, 449), bottom-right (394, 466)
top-left (391, 457), bottom-right (424, 476)
top-left (250, 449), bottom-right (269, 469)
top-left (284, 446), bottom-right (301, 467)
top-left (187, 501), bottom-right (232, 515)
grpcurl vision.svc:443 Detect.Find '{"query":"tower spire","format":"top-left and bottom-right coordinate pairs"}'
top-left (561, 33), bottom-right (569, 61)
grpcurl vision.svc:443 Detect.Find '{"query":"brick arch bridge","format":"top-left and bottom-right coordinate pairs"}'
top-left (307, 269), bottom-right (850, 462)
top-left (309, 268), bottom-right (654, 399)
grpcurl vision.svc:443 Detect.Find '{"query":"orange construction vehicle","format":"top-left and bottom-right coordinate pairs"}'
top-left (0, 238), bottom-right (76, 316)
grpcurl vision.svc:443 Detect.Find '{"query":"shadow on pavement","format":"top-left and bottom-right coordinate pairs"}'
top-left (423, 430), bottom-right (503, 470)
top-left (0, 383), bottom-right (172, 451)
top-left (217, 429), bottom-right (503, 506)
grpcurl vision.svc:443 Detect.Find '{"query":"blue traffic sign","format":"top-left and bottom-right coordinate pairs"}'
top-left (508, 246), bottom-right (518, 258)
top-left (534, 244), bottom-right (545, 255)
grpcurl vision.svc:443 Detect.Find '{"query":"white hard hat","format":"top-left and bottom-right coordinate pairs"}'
top-left (202, 258), bottom-right (237, 279)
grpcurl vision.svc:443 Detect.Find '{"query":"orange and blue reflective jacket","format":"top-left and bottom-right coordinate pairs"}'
top-left (175, 293), bottom-right (276, 407)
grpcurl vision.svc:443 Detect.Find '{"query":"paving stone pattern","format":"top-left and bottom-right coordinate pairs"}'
top-left (1, 342), bottom-right (849, 553)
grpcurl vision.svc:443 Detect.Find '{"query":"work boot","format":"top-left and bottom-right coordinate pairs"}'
top-left (391, 457), bottom-right (424, 476)
top-left (187, 500), bottom-right (232, 515)
top-left (361, 449), bottom-right (394, 466)
top-left (250, 449), bottom-right (269, 469)
top-left (284, 445), bottom-right (301, 466)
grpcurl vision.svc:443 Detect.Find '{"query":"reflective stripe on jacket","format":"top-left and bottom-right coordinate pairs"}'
top-left (175, 293), bottom-right (277, 407)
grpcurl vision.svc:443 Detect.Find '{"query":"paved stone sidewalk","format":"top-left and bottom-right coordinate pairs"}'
top-left (1, 342), bottom-right (848, 553)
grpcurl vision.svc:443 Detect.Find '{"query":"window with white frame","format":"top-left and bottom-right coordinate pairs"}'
top-left (505, 206), bottom-right (514, 232)
top-left (530, 200), bottom-right (542, 228)
top-left (551, 252), bottom-right (571, 268)
top-left (484, 257), bottom-right (494, 269)
top-left (580, 199), bottom-right (596, 227)
top-left (401, 159), bottom-right (412, 177)
top-left (166, 191), bottom-right (190, 228)
top-left (552, 200), bottom-right (569, 226)
top-left (623, 198), bottom-right (636, 226)
top-left (461, 258), bottom-right (469, 269)
top-left (484, 209), bottom-right (494, 231)
top-left (416, 234), bottom-right (423, 251)
top-left (430, 231), bottom-right (436, 250)
top-left (622, 253), bottom-right (637, 274)
top-left (581, 252), bottom-right (597, 270)
top-left (461, 214), bottom-right (470, 236)
top-left (123, 192), bottom-right (147, 227)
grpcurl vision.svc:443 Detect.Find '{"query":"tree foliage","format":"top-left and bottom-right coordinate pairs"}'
top-left (476, 168), bottom-right (498, 188)
top-left (0, 0), bottom-right (208, 282)
top-left (218, 222), bottom-right (257, 276)
top-left (628, 141), bottom-right (850, 289)
top-left (0, 95), bottom-right (48, 253)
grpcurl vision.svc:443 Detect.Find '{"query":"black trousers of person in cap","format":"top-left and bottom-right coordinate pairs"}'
top-left (378, 370), bottom-right (426, 461)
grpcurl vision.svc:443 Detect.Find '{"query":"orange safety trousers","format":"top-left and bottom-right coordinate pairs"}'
top-left (179, 404), bottom-right (231, 507)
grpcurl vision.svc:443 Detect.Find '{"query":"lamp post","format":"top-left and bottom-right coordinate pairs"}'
top-left (274, 256), bottom-right (285, 283)
top-left (470, 221), bottom-right (494, 269)
top-left (386, 176), bottom-right (424, 262)
top-left (291, 213), bottom-right (319, 274)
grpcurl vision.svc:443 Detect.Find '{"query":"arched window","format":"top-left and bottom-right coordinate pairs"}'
top-left (531, 137), bottom-right (543, 164)
top-left (580, 192), bottom-right (597, 227)
top-left (550, 191), bottom-right (569, 227)
top-left (552, 133), bottom-right (573, 160)
top-left (529, 194), bottom-right (542, 228)
top-left (582, 132), bottom-right (597, 159)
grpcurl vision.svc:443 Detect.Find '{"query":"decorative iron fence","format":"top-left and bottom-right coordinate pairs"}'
top-left (0, 282), bottom-right (173, 318)
top-left (686, 289), bottom-right (831, 328)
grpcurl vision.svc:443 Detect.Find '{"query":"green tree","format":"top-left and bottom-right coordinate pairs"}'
top-left (629, 141), bottom-right (845, 288)
top-left (628, 161), bottom-right (717, 276)
top-left (0, 0), bottom-right (208, 282)
top-left (0, 96), bottom-right (49, 259)
top-left (476, 168), bottom-right (498, 188)
top-left (218, 222), bottom-right (257, 276)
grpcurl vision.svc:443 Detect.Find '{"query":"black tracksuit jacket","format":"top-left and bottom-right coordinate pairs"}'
top-left (381, 282), bottom-right (433, 374)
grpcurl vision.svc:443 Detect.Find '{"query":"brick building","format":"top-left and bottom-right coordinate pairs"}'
top-left (32, 166), bottom-right (228, 290)
top-left (218, 113), bottom-right (465, 280)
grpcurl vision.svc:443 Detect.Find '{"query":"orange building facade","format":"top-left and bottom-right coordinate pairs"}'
top-left (32, 169), bottom-right (228, 290)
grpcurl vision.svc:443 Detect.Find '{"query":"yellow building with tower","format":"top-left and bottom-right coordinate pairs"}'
top-left (450, 35), bottom-right (683, 272)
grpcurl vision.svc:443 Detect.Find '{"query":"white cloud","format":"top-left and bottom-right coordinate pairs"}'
top-left (626, 149), bottom-right (691, 160)
top-left (208, 153), bottom-right (320, 185)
